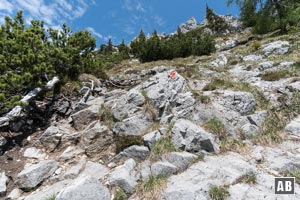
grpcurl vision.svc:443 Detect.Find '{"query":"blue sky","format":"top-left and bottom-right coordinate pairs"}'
top-left (0, 0), bottom-right (239, 47)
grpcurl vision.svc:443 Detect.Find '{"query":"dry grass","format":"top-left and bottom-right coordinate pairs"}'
top-left (136, 175), bottom-right (168, 200)
top-left (141, 90), bottom-right (158, 121)
top-left (220, 139), bottom-right (249, 154)
top-left (99, 104), bottom-right (115, 128)
top-left (115, 135), bottom-right (144, 153)
top-left (236, 172), bottom-right (257, 185)
top-left (149, 137), bottom-right (178, 162)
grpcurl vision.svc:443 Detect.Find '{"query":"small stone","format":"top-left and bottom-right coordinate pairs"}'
top-left (6, 188), bottom-right (21, 199)
top-left (23, 147), bottom-right (46, 160)
top-left (151, 161), bottom-right (178, 177)
top-left (0, 172), bottom-right (8, 196)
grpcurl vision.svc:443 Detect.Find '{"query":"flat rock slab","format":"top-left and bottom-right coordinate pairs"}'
top-left (56, 177), bottom-right (110, 200)
top-left (17, 160), bottom-right (59, 190)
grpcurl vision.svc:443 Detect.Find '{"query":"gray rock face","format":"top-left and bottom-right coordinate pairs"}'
top-left (82, 122), bottom-right (113, 156)
top-left (112, 89), bottom-right (145, 121)
top-left (115, 145), bottom-right (150, 163)
top-left (162, 152), bottom-right (197, 171)
top-left (261, 40), bottom-right (289, 55)
top-left (23, 179), bottom-right (72, 200)
top-left (113, 112), bottom-right (153, 136)
top-left (247, 111), bottom-right (268, 127)
top-left (243, 55), bottom-right (263, 62)
top-left (259, 61), bottom-right (274, 71)
top-left (79, 161), bottom-right (109, 180)
top-left (140, 160), bottom-right (151, 181)
top-left (163, 153), bottom-right (256, 200)
top-left (179, 17), bottom-right (198, 33)
top-left (151, 161), bottom-right (178, 177)
top-left (134, 70), bottom-right (194, 122)
top-left (59, 146), bottom-right (85, 162)
top-left (143, 128), bottom-right (167, 149)
top-left (71, 104), bottom-right (99, 131)
top-left (285, 117), bottom-right (300, 139)
top-left (216, 90), bottom-right (256, 116)
top-left (40, 126), bottom-right (61, 152)
top-left (23, 147), bottom-right (46, 160)
top-left (6, 188), bottom-right (21, 199)
top-left (109, 159), bottom-right (137, 194)
top-left (241, 123), bottom-right (260, 137)
top-left (0, 172), bottom-right (8, 196)
top-left (171, 119), bottom-right (216, 153)
top-left (17, 160), bottom-right (59, 190)
top-left (56, 176), bottom-right (110, 200)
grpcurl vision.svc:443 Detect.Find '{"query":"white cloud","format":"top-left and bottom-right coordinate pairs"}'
top-left (0, 0), bottom-right (95, 28)
top-left (0, 0), bottom-right (14, 14)
top-left (124, 0), bottom-right (145, 12)
top-left (86, 27), bottom-right (103, 39)
top-left (154, 16), bottom-right (165, 26)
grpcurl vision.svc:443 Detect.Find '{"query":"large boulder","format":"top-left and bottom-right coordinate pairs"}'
top-left (215, 90), bottom-right (256, 116)
top-left (114, 145), bottom-right (150, 163)
top-left (40, 126), bottom-right (61, 152)
top-left (113, 112), bottom-right (153, 136)
top-left (56, 176), bottom-right (110, 200)
top-left (134, 70), bottom-right (195, 122)
top-left (111, 89), bottom-right (145, 121)
top-left (109, 159), bottom-right (137, 194)
top-left (151, 161), bottom-right (178, 177)
top-left (71, 105), bottom-right (99, 131)
top-left (82, 122), bottom-right (113, 156)
top-left (171, 119), bottom-right (216, 153)
top-left (17, 160), bottom-right (59, 190)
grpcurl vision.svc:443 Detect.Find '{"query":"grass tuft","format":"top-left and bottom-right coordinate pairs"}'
top-left (149, 137), bottom-right (177, 162)
top-left (204, 118), bottom-right (228, 140)
top-left (44, 194), bottom-right (56, 200)
top-left (115, 135), bottom-right (143, 153)
top-left (113, 187), bottom-right (128, 200)
top-left (209, 185), bottom-right (230, 200)
top-left (136, 175), bottom-right (167, 200)
top-left (238, 173), bottom-right (257, 184)
top-left (220, 139), bottom-right (248, 154)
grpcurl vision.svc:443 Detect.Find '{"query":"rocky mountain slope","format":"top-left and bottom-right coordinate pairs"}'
top-left (1, 18), bottom-right (300, 200)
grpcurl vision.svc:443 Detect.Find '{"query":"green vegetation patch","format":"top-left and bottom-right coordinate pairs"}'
top-left (136, 175), bottom-right (168, 200)
top-left (149, 137), bottom-right (178, 162)
top-left (209, 185), bottom-right (230, 200)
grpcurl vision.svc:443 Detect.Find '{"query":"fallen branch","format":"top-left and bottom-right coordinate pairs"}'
top-left (0, 76), bottom-right (60, 128)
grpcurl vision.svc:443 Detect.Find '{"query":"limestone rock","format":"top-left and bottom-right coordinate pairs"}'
top-left (151, 161), bottom-right (178, 177)
top-left (71, 104), bottom-right (99, 131)
top-left (82, 122), bottom-right (113, 156)
top-left (216, 90), bottom-right (256, 116)
top-left (162, 152), bottom-right (197, 171)
top-left (0, 172), bottom-right (8, 196)
top-left (143, 128), bottom-right (167, 149)
top-left (243, 55), bottom-right (263, 62)
top-left (17, 160), bottom-right (59, 190)
top-left (6, 188), bottom-right (21, 199)
top-left (56, 176), bottom-right (110, 200)
top-left (109, 159), bottom-right (137, 194)
top-left (171, 119), bottom-right (216, 153)
top-left (40, 126), bottom-right (61, 152)
top-left (285, 117), bottom-right (300, 139)
top-left (113, 113), bottom-right (153, 136)
top-left (114, 145), bottom-right (150, 163)
top-left (59, 146), bottom-right (85, 162)
top-left (23, 147), bottom-right (46, 160)
top-left (261, 40), bottom-right (289, 55)
top-left (179, 17), bottom-right (198, 33)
